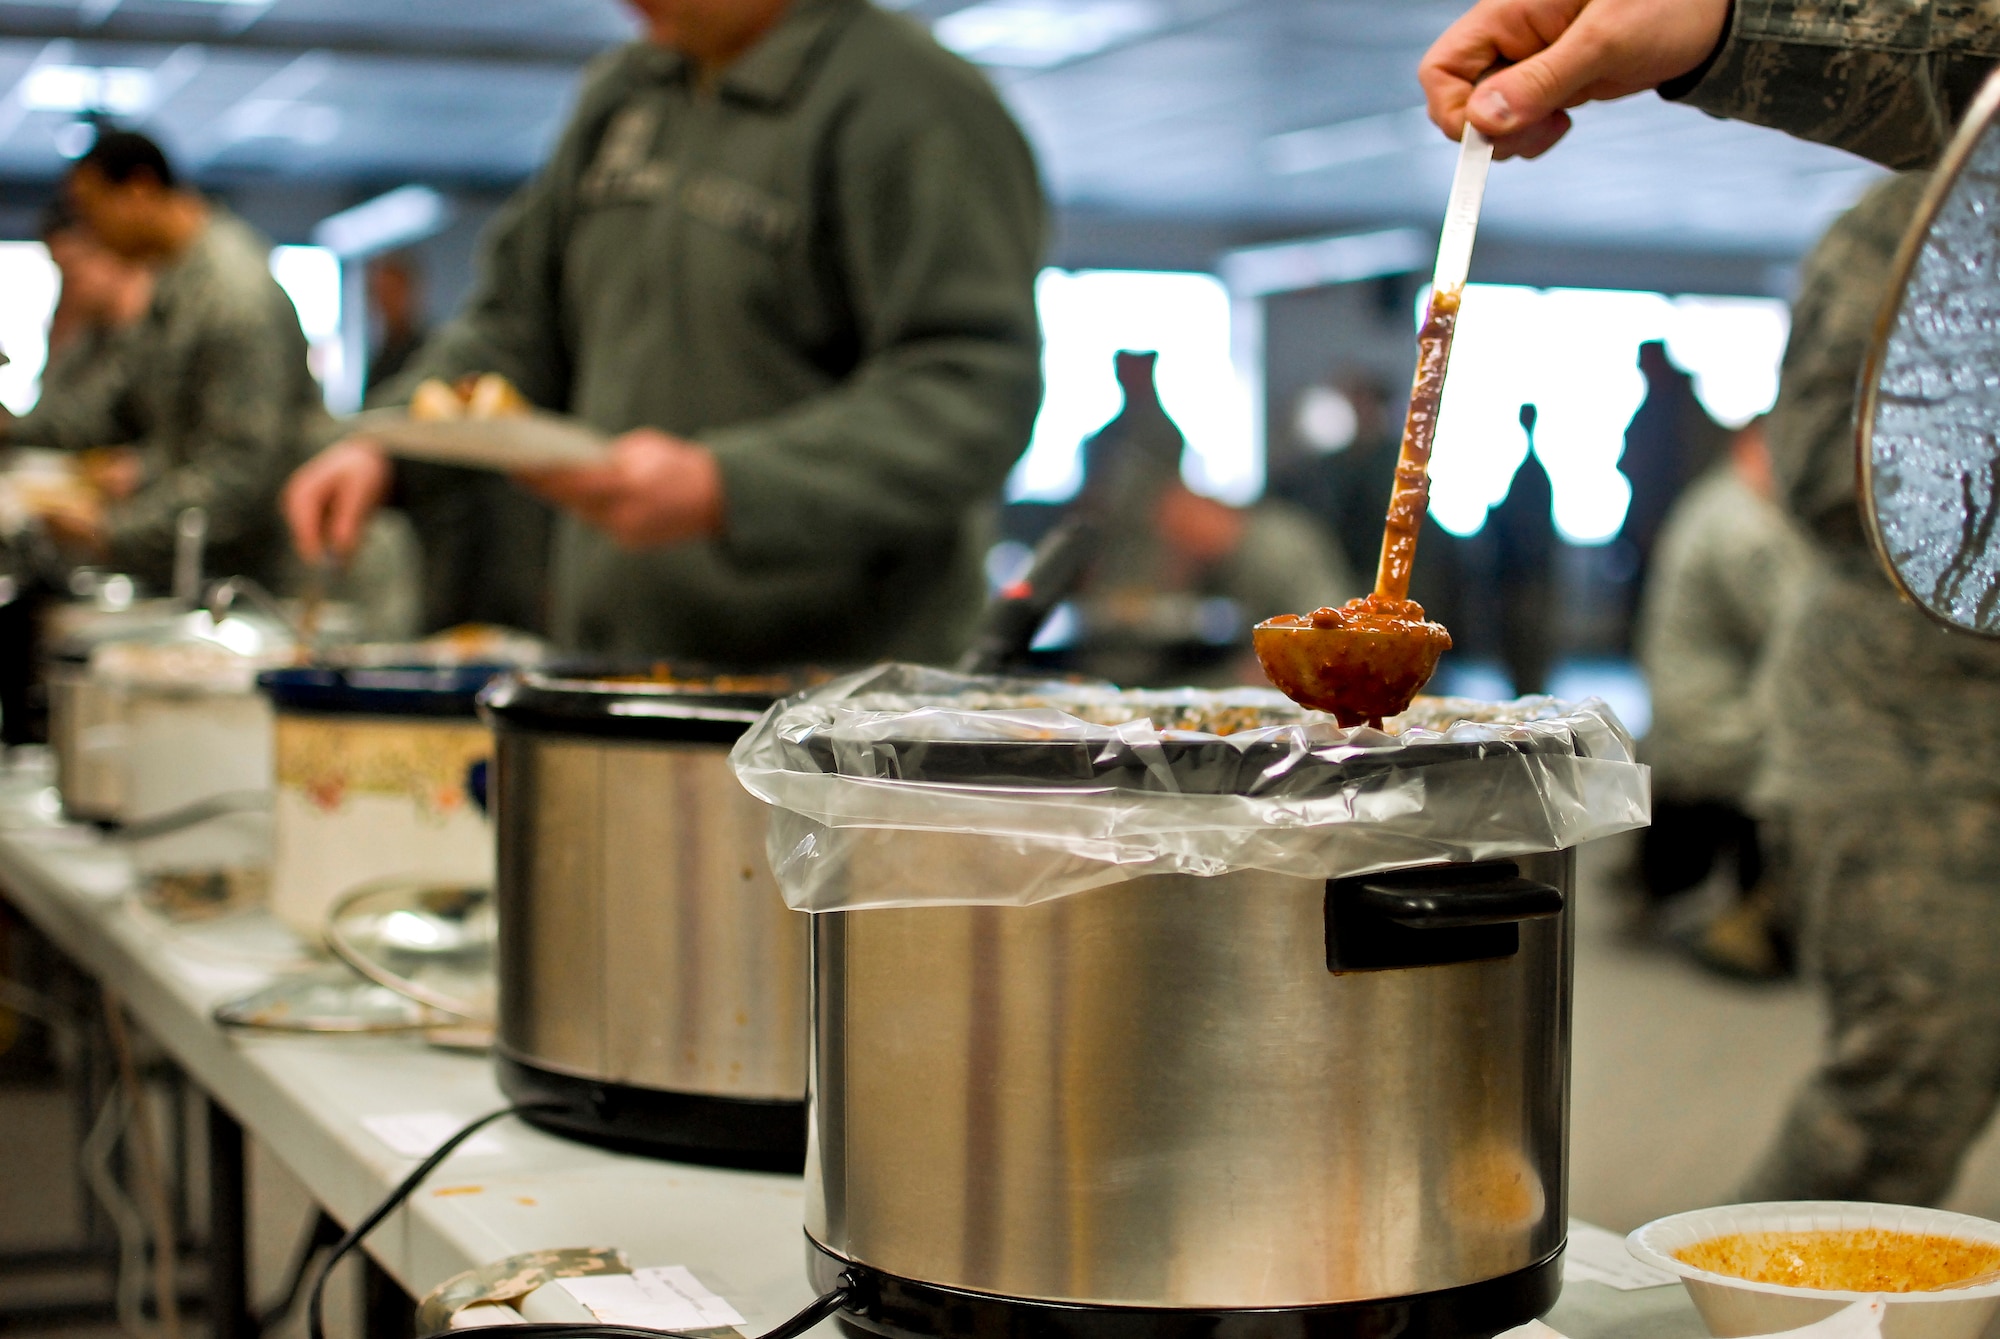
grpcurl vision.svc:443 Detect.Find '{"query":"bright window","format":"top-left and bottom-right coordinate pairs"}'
top-left (1009, 268), bottom-right (1257, 505)
top-left (269, 243), bottom-right (344, 401)
top-left (0, 241), bottom-right (345, 416)
top-left (0, 242), bottom-right (58, 417)
top-left (1427, 284), bottom-right (1789, 545)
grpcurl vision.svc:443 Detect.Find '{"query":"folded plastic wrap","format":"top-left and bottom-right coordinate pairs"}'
top-left (729, 664), bottom-right (1651, 912)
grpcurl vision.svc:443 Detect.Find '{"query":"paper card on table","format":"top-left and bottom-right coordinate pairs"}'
top-left (1563, 1220), bottom-right (1678, 1290)
top-left (1495, 1323), bottom-right (1566, 1339)
top-left (361, 1113), bottom-right (504, 1159)
top-left (559, 1267), bottom-right (745, 1332)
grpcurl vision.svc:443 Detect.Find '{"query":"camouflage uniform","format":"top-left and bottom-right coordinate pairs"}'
top-left (1732, 173), bottom-right (2000, 1204)
top-left (1675, 0), bottom-right (2000, 168)
top-left (382, 0), bottom-right (1044, 666)
top-left (8, 208), bottom-right (323, 589)
top-left (1637, 464), bottom-right (1815, 807)
top-left (10, 325), bottom-right (141, 452)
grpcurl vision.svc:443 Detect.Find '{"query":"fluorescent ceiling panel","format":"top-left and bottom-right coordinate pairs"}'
top-left (935, 0), bottom-right (1162, 68)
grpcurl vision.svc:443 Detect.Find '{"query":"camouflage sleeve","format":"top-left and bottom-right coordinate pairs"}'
top-left (4, 333), bottom-right (136, 451)
top-left (1676, 0), bottom-right (2000, 168)
top-left (699, 68), bottom-right (1046, 565)
top-left (101, 307), bottom-right (304, 572)
top-left (1765, 172), bottom-right (1930, 558)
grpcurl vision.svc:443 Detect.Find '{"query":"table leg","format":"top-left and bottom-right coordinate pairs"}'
top-left (207, 1098), bottom-right (252, 1339)
top-left (363, 1255), bottom-right (414, 1339)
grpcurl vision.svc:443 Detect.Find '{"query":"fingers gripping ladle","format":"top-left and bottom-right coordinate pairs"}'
top-left (1254, 126), bottom-right (1493, 727)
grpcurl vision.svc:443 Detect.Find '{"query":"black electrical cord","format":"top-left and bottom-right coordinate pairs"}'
top-left (434, 1277), bottom-right (861, 1339)
top-left (307, 1103), bottom-right (857, 1339)
top-left (308, 1104), bottom-right (549, 1339)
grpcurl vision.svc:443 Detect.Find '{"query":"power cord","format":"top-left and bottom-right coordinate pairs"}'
top-left (449, 1278), bottom-right (860, 1339)
top-left (307, 1104), bottom-right (857, 1339)
top-left (309, 1105), bottom-right (543, 1339)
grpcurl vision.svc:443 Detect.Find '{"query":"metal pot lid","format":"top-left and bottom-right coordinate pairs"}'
top-left (258, 663), bottom-right (511, 717)
top-left (478, 667), bottom-right (800, 744)
top-left (1861, 67), bottom-right (2000, 634)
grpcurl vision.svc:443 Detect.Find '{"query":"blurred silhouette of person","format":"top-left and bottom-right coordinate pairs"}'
top-left (3, 130), bottom-right (319, 589)
top-left (364, 251), bottom-right (428, 392)
top-left (1069, 350), bottom-right (1354, 687)
top-left (1619, 341), bottom-right (1729, 640)
top-left (8, 199), bottom-right (154, 502)
top-left (1486, 404), bottom-right (1558, 695)
top-left (1268, 367), bottom-right (1460, 631)
top-left (1636, 416), bottom-right (1814, 977)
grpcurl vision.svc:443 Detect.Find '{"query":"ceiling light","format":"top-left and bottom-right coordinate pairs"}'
top-left (312, 185), bottom-right (450, 259)
top-left (224, 98), bottom-right (339, 146)
top-left (21, 64), bottom-right (154, 116)
top-left (1263, 107), bottom-right (1436, 176)
top-left (53, 122), bottom-right (96, 158)
top-left (934, 0), bottom-right (1161, 68)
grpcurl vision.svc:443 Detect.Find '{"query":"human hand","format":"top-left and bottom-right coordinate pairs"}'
top-left (1419, 0), bottom-right (1731, 159)
top-left (35, 489), bottom-right (108, 561)
top-left (1156, 485), bottom-right (1246, 565)
top-left (283, 437), bottom-right (393, 565)
top-left (516, 428), bottom-right (724, 551)
top-left (78, 446), bottom-right (145, 501)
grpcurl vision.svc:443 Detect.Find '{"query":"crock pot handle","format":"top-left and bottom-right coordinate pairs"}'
top-left (1350, 865), bottom-right (1563, 930)
top-left (1325, 861), bottom-right (1563, 973)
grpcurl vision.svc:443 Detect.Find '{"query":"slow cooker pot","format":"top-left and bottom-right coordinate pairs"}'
top-left (259, 664), bottom-right (509, 944)
top-left (735, 676), bottom-right (1650, 1339)
top-left (45, 598), bottom-right (214, 823)
top-left (480, 672), bottom-right (808, 1168)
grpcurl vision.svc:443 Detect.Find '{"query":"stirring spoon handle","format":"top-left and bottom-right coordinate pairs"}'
top-left (1372, 126), bottom-right (1493, 600)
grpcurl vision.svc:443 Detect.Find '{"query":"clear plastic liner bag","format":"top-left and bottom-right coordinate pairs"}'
top-left (729, 664), bottom-right (1651, 912)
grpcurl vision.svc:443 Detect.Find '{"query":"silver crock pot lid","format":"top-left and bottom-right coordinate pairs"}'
top-left (478, 668), bottom-right (802, 744)
top-left (1860, 66), bottom-right (2000, 634)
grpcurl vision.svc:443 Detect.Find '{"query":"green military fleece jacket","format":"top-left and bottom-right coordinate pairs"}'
top-left (10, 209), bottom-right (320, 589)
top-left (386, 0), bottom-right (1046, 666)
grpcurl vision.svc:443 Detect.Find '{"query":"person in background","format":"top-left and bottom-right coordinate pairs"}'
top-left (1734, 172), bottom-right (2000, 1204)
top-left (285, 0), bottom-right (1045, 667)
top-left (1066, 351), bottom-right (1355, 688)
top-left (3, 131), bottom-right (323, 592)
top-left (1486, 406), bottom-right (1557, 696)
top-left (1620, 341), bottom-right (1730, 626)
top-left (5, 199), bottom-right (154, 503)
top-left (364, 251), bottom-right (428, 390)
top-left (1635, 415), bottom-right (1815, 979)
top-left (1267, 368), bottom-right (1460, 635)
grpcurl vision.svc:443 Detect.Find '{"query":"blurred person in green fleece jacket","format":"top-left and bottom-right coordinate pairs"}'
top-left (285, 0), bottom-right (1046, 666)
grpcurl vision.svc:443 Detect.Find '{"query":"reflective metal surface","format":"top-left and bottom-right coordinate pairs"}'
top-left (327, 879), bottom-right (496, 1022)
top-left (47, 666), bottom-right (124, 823)
top-left (809, 848), bottom-right (1572, 1309)
top-left (1863, 70), bottom-right (2000, 634)
top-left (494, 735), bottom-right (807, 1100)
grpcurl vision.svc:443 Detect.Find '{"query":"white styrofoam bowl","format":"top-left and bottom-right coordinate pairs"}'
top-left (1627, 1203), bottom-right (2000, 1339)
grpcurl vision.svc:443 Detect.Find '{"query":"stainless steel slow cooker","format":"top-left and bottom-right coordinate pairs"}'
top-left (769, 711), bottom-right (1599, 1339)
top-left (480, 672), bottom-right (808, 1168)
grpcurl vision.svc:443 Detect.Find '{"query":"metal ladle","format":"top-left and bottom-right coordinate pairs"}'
top-left (1860, 67), bottom-right (2000, 635)
top-left (1254, 126), bottom-right (1492, 725)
